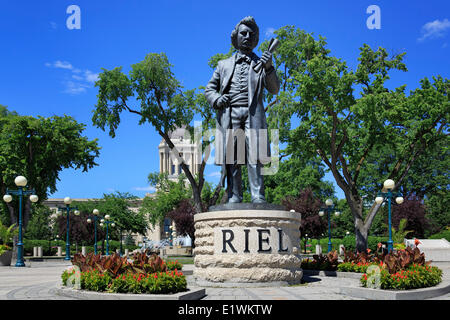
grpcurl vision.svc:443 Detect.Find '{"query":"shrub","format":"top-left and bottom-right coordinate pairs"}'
top-left (429, 229), bottom-right (450, 242)
top-left (0, 244), bottom-right (11, 256)
top-left (337, 262), bottom-right (374, 273)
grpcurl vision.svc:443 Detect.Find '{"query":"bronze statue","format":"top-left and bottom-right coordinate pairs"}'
top-left (205, 16), bottom-right (280, 204)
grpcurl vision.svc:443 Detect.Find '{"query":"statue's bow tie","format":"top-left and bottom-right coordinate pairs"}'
top-left (236, 54), bottom-right (251, 64)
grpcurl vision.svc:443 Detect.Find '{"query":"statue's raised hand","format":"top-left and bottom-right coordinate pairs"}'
top-left (259, 50), bottom-right (273, 70)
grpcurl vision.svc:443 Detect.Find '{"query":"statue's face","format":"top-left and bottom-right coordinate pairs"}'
top-left (237, 24), bottom-right (257, 53)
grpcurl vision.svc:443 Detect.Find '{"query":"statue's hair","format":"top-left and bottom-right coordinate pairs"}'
top-left (231, 16), bottom-right (259, 50)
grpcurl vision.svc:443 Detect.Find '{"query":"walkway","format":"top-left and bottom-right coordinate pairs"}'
top-left (0, 260), bottom-right (448, 300)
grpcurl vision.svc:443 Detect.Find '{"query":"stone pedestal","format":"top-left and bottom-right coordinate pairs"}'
top-left (57, 247), bottom-right (62, 257)
top-left (193, 207), bottom-right (302, 287)
top-left (81, 246), bottom-right (87, 255)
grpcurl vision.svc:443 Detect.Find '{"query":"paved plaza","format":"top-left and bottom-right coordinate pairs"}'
top-left (0, 260), bottom-right (449, 300)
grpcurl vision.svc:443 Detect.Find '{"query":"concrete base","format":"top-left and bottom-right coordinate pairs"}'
top-left (55, 285), bottom-right (206, 300)
top-left (193, 209), bottom-right (303, 287)
top-left (340, 281), bottom-right (450, 300)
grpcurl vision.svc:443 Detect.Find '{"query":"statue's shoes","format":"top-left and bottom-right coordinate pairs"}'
top-left (227, 196), bottom-right (242, 203)
top-left (252, 198), bottom-right (266, 204)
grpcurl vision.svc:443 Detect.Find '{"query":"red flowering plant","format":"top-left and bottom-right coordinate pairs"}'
top-left (166, 260), bottom-right (183, 271)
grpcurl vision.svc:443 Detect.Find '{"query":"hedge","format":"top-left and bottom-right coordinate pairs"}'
top-left (429, 229), bottom-right (450, 242)
top-left (304, 236), bottom-right (389, 253)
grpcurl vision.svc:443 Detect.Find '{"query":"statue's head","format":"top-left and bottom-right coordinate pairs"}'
top-left (231, 16), bottom-right (259, 53)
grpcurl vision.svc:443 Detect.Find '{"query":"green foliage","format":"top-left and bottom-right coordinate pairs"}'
top-left (337, 262), bottom-right (373, 273)
top-left (390, 218), bottom-right (413, 244)
top-left (308, 236), bottom-right (389, 253)
top-left (72, 191), bottom-right (147, 239)
top-left (0, 221), bottom-right (18, 246)
top-left (24, 205), bottom-right (53, 240)
top-left (140, 173), bottom-right (191, 226)
top-left (429, 229), bottom-right (450, 242)
top-left (265, 157), bottom-right (334, 204)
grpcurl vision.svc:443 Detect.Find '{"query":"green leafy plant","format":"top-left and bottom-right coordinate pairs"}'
top-left (301, 251), bottom-right (339, 271)
top-left (390, 218), bottom-right (413, 244)
top-left (0, 222), bottom-right (18, 246)
top-left (382, 246), bottom-right (428, 274)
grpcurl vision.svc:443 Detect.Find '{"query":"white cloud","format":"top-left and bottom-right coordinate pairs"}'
top-left (418, 18), bottom-right (450, 42)
top-left (84, 70), bottom-right (99, 83)
top-left (45, 60), bottom-right (99, 94)
top-left (63, 81), bottom-right (88, 95)
top-left (265, 27), bottom-right (275, 38)
top-left (53, 60), bottom-right (74, 70)
top-left (134, 186), bottom-right (157, 192)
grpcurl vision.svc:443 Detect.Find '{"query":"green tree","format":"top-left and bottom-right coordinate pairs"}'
top-left (265, 26), bottom-right (448, 252)
top-left (0, 106), bottom-right (100, 257)
top-left (72, 191), bottom-right (147, 241)
top-left (24, 205), bottom-right (52, 240)
top-left (140, 173), bottom-right (191, 227)
top-left (264, 156), bottom-right (334, 204)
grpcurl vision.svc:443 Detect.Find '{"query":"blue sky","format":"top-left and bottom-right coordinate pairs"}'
top-left (0, 1), bottom-right (448, 200)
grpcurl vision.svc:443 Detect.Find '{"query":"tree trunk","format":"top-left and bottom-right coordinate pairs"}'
top-left (355, 221), bottom-right (368, 253)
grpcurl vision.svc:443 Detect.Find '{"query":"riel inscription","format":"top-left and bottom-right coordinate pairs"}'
top-left (216, 228), bottom-right (290, 254)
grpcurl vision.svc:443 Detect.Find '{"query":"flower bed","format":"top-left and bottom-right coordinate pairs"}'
top-left (301, 241), bottom-right (444, 291)
top-left (360, 264), bottom-right (442, 290)
top-left (61, 252), bottom-right (187, 294)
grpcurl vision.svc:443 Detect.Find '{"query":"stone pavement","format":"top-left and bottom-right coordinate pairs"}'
top-left (0, 260), bottom-right (448, 300)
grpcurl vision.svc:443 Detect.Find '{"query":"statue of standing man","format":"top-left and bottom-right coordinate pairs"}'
top-left (205, 16), bottom-right (280, 204)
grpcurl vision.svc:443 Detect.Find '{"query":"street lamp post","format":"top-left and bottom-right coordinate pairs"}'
top-left (2, 176), bottom-right (39, 267)
top-left (58, 197), bottom-right (79, 261)
top-left (87, 209), bottom-right (101, 254)
top-left (375, 179), bottom-right (404, 253)
top-left (319, 199), bottom-right (341, 253)
top-left (99, 215), bottom-right (115, 256)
